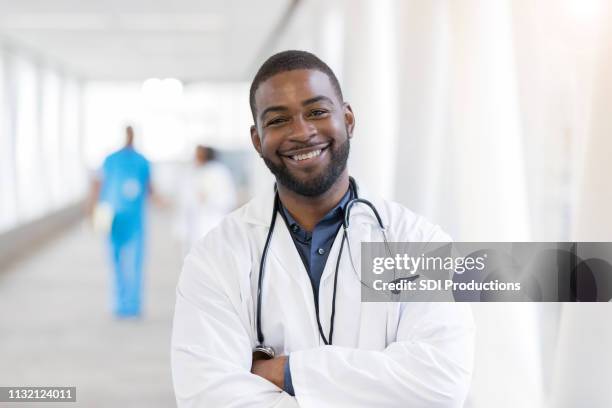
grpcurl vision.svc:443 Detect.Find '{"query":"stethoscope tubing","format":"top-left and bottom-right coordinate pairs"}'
top-left (256, 193), bottom-right (279, 346)
top-left (255, 178), bottom-right (386, 352)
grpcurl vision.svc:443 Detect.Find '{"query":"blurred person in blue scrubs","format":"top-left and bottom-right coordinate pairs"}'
top-left (88, 126), bottom-right (153, 318)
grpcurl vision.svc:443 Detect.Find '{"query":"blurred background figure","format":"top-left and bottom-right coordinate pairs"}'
top-left (87, 126), bottom-right (152, 318)
top-left (176, 145), bottom-right (236, 254)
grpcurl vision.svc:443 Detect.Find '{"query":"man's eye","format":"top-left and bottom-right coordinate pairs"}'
top-left (310, 109), bottom-right (328, 117)
top-left (266, 118), bottom-right (287, 127)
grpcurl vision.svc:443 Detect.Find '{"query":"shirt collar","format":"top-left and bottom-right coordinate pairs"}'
top-left (280, 186), bottom-right (353, 234)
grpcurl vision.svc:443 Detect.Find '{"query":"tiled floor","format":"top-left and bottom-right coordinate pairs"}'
top-left (0, 211), bottom-right (183, 407)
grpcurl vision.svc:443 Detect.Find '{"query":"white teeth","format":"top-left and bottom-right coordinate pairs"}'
top-left (292, 149), bottom-right (322, 161)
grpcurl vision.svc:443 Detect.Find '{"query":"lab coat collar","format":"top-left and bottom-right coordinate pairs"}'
top-left (240, 178), bottom-right (388, 230)
top-left (241, 183), bottom-right (277, 227)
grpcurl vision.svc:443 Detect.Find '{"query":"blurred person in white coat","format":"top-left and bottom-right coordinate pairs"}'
top-left (177, 145), bottom-right (236, 254)
top-left (171, 50), bottom-right (475, 407)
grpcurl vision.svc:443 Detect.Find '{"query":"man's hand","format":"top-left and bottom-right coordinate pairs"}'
top-left (85, 178), bottom-right (101, 219)
top-left (251, 354), bottom-right (287, 389)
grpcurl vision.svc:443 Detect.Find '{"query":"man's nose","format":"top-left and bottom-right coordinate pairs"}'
top-left (287, 116), bottom-right (316, 141)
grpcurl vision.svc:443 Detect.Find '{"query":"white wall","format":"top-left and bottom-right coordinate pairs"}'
top-left (0, 41), bottom-right (85, 233)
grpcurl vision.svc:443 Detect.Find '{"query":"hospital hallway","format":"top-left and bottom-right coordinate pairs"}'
top-left (0, 210), bottom-right (180, 407)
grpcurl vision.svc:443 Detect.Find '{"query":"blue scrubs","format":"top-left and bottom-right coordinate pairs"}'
top-left (100, 147), bottom-right (150, 317)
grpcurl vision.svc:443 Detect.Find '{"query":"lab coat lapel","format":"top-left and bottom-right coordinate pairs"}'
top-left (243, 189), bottom-right (323, 350)
top-left (243, 185), bottom-right (313, 291)
top-left (317, 187), bottom-right (386, 347)
top-left (316, 221), bottom-right (367, 347)
top-left (241, 185), bottom-right (315, 299)
top-left (242, 185), bottom-right (276, 227)
top-left (268, 214), bottom-right (310, 288)
top-left (267, 212), bottom-right (320, 339)
top-left (345, 192), bottom-right (402, 349)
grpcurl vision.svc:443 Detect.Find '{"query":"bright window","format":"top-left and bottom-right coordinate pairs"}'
top-left (0, 51), bottom-right (18, 232)
top-left (14, 56), bottom-right (44, 222)
top-left (61, 79), bottom-right (85, 203)
top-left (41, 69), bottom-right (63, 209)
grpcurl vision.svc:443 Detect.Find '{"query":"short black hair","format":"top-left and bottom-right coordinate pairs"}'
top-left (205, 147), bottom-right (216, 161)
top-left (249, 50), bottom-right (343, 123)
top-left (197, 145), bottom-right (216, 161)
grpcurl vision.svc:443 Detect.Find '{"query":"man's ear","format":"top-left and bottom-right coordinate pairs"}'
top-left (343, 103), bottom-right (355, 139)
top-left (250, 125), bottom-right (263, 157)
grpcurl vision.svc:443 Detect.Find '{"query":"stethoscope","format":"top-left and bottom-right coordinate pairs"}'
top-left (253, 177), bottom-right (392, 360)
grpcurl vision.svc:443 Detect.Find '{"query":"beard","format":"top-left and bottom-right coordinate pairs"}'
top-left (263, 136), bottom-right (350, 197)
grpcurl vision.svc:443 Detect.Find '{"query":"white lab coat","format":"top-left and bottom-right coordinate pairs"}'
top-left (176, 161), bottom-right (237, 253)
top-left (171, 182), bottom-right (475, 408)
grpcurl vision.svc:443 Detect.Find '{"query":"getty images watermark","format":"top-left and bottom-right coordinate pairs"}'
top-left (360, 242), bottom-right (612, 302)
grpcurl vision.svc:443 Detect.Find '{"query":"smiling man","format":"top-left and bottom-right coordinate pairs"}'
top-left (171, 50), bottom-right (475, 408)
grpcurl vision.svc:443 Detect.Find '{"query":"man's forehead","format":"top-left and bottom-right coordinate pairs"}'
top-left (255, 69), bottom-right (338, 108)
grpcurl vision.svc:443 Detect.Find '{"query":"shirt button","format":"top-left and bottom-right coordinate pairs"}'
top-left (317, 248), bottom-right (325, 255)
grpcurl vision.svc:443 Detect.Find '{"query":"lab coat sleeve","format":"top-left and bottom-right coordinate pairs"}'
top-left (171, 234), bottom-right (299, 408)
top-left (289, 302), bottom-right (474, 407)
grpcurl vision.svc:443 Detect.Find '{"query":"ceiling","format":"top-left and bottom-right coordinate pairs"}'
top-left (0, 0), bottom-right (294, 82)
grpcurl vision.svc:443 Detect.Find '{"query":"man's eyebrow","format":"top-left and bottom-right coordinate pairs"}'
top-left (259, 96), bottom-right (334, 121)
top-left (302, 95), bottom-right (334, 106)
top-left (259, 105), bottom-right (288, 121)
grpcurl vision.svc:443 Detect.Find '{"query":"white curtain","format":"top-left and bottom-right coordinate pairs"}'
top-left (258, 1), bottom-right (612, 405)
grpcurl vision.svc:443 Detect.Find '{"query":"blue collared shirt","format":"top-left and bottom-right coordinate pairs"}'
top-left (279, 188), bottom-right (352, 396)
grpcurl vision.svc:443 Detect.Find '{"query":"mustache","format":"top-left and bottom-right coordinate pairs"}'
top-left (280, 126), bottom-right (351, 152)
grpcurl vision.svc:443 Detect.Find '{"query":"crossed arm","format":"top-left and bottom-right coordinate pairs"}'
top-left (251, 355), bottom-right (286, 389)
